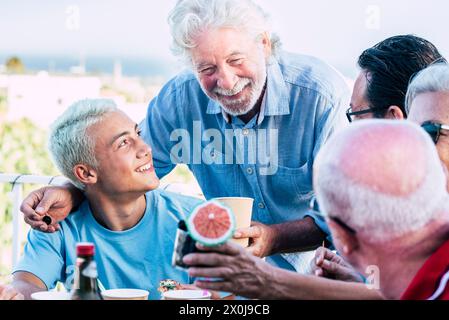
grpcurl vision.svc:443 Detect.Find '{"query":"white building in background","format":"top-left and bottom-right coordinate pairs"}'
top-left (0, 72), bottom-right (102, 128)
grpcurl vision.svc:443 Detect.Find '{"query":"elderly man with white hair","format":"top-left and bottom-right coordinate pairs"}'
top-left (314, 120), bottom-right (449, 299)
top-left (21, 0), bottom-right (349, 270)
top-left (184, 120), bottom-right (449, 300)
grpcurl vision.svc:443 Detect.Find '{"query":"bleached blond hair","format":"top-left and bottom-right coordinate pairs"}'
top-left (48, 99), bottom-right (118, 190)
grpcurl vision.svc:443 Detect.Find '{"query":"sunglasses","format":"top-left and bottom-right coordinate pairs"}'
top-left (421, 122), bottom-right (449, 144)
top-left (346, 106), bottom-right (387, 123)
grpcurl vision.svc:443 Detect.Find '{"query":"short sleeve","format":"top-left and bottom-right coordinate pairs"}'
top-left (312, 91), bottom-right (350, 162)
top-left (12, 229), bottom-right (66, 290)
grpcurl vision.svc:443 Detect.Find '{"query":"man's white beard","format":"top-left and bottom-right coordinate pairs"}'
top-left (216, 78), bottom-right (263, 116)
top-left (203, 66), bottom-right (267, 117)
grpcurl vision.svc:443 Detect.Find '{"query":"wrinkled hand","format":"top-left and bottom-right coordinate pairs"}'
top-left (311, 247), bottom-right (363, 283)
top-left (0, 285), bottom-right (24, 300)
top-left (233, 221), bottom-right (276, 257)
top-left (183, 242), bottom-right (276, 299)
top-left (20, 186), bottom-right (77, 233)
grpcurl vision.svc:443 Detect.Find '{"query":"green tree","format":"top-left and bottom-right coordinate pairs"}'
top-left (0, 98), bottom-right (59, 278)
top-left (5, 56), bottom-right (25, 74)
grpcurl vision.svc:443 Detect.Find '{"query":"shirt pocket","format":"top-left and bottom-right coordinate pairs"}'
top-left (268, 162), bottom-right (314, 203)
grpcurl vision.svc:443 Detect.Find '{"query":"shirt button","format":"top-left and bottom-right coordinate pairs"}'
top-left (246, 168), bottom-right (253, 175)
top-left (258, 203), bottom-right (265, 209)
top-left (243, 129), bottom-right (250, 136)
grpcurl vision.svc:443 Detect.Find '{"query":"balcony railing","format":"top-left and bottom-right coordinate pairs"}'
top-left (0, 173), bottom-right (68, 268)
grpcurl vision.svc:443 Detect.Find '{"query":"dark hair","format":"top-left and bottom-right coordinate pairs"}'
top-left (358, 35), bottom-right (445, 118)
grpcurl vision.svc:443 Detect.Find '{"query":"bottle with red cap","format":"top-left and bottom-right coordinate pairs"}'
top-left (70, 242), bottom-right (103, 300)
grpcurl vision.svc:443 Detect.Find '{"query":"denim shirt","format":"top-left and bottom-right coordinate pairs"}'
top-left (140, 51), bottom-right (350, 269)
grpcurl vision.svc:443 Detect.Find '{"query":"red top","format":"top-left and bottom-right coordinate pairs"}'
top-left (76, 242), bottom-right (95, 256)
top-left (401, 238), bottom-right (449, 300)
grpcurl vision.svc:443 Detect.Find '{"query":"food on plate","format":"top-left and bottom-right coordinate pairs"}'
top-left (158, 279), bottom-right (182, 293)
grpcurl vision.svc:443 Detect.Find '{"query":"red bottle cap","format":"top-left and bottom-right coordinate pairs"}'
top-left (76, 242), bottom-right (95, 256)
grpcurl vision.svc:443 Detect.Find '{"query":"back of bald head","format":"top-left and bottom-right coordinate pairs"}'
top-left (314, 120), bottom-right (449, 243)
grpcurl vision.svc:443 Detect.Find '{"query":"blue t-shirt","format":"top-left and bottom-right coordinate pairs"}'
top-left (13, 189), bottom-right (203, 300)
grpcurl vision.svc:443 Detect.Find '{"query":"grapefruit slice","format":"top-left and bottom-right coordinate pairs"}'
top-left (187, 201), bottom-right (235, 246)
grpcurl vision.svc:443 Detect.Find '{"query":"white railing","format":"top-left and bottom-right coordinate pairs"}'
top-left (0, 173), bottom-right (68, 268)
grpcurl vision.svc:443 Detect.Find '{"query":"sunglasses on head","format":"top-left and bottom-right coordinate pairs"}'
top-left (421, 122), bottom-right (449, 144)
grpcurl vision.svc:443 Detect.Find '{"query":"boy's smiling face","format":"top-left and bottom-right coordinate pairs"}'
top-left (86, 111), bottom-right (159, 195)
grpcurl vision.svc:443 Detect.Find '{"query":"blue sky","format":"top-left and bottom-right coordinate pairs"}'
top-left (1, 0), bottom-right (448, 77)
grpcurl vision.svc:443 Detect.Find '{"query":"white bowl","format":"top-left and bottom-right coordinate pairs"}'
top-left (162, 289), bottom-right (211, 300)
top-left (31, 291), bottom-right (70, 300)
top-left (101, 288), bottom-right (149, 300)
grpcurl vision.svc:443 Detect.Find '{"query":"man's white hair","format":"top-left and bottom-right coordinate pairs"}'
top-left (314, 120), bottom-right (449, 244)
top-left (48, 99), bottom-right (118, 190)
top-left (168, 0), bottom-right (281, 64)
top-left (405, 63), bottom-right (449, 114)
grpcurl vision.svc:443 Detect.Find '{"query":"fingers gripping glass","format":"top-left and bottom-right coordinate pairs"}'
top-left (346, 106), bottom-right (387, 123)
top-left (421, 122), bottom-right (449, 144)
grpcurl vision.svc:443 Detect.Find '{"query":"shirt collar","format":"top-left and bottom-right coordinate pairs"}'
top-left (206, 56), bottom-right (291, 122)
top-left (206, 97), bottom-right (222, 115)
top-left (263, 56), bottom-right (290, 117)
